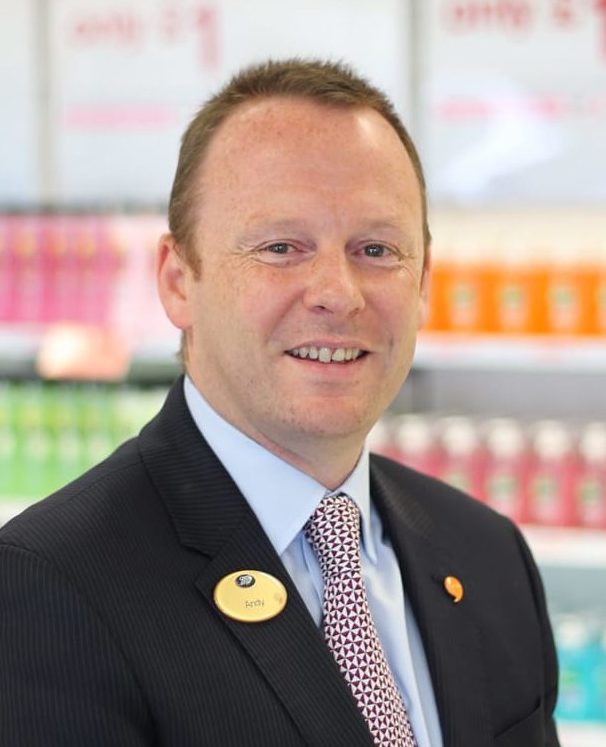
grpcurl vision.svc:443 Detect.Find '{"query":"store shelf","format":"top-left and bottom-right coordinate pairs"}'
top-left (522, 526), bottom-right (606, 569)
top-left (0, 327), bottom-right (179, 381)
top-left (3, 328), bottom-right (606, 380)
top-left (415, 334), bottom-right (606, 373)
top-left (557, 721), bottom-right (606, 747)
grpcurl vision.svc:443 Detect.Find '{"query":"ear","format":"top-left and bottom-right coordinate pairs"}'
top-left (417, 243), bottom-right (432, 330)
top-left (156, 233), bottom-right (194, 331)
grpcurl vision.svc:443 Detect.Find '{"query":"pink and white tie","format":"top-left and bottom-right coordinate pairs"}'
top-left (304, 493), bottom-right (418, 747)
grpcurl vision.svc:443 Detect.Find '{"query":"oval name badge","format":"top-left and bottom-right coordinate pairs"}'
top-left (214, 570), bottom-right (287, 623)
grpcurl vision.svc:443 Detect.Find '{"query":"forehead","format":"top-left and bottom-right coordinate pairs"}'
top-left (209, 97), bottom-right (415, 176)
top-left (195, 96), bottom-right (422, 225)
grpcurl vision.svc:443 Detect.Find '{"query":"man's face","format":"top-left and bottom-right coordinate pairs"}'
top-left (161, 97), bottom-right (429, 460)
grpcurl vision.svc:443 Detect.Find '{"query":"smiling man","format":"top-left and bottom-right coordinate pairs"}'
top-left (158, 94), bottom-right (427, 489)
top-left (0, 60), bottom-right (559, 747)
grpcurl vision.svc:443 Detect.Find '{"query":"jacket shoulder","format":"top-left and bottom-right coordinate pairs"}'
top-left (0, 437), bottom-right (153, 558)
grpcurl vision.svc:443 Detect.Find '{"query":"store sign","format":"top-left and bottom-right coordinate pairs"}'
top-left (0, 0), bottom-right (38, 203)
top-left (50, 0), bottom-right (409, 204)
top-left (420, 0), bottom-right (606, 202)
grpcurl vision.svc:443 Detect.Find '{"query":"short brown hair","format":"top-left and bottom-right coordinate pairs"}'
top-left (169, 57), bottom-right (431, 271)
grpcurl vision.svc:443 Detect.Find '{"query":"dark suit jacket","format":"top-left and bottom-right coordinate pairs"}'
top-left (0, 377), bottom-right (559, 746)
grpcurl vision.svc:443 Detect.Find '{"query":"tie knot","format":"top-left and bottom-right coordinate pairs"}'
top-left (304, 493), bottom-right (362, 579)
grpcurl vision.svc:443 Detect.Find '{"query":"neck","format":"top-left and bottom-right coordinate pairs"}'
top-left (186, 371), bottom-right (367, 489)
top-left (249, 431), bottom-right (364, 491)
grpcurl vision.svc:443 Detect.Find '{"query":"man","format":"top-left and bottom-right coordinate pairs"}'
top-left (0, 59), bottom-right (559, 746)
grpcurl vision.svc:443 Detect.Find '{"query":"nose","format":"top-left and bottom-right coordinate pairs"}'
top-left (302, 247), bottom-right (365, 318)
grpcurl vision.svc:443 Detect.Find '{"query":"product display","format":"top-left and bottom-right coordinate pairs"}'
top-left (1, 209), bottom-right (605, 742)
top-left (0, 380), bottom-right (167, 500)
top-left (370, 414), bottom-right (606, 530)
top-left (554, 615), bottom-right (606, 723)
top-left (425, 214), bottom-right (606, 337)
top-left (0, 214), bottom-right (172, 350)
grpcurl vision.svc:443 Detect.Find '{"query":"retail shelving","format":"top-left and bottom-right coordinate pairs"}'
top-left (415, 334), bottom-right (606, 373)
top-left (523, 527), bottom-right (606, 569)
top-left (557, 721), bottom-right (606, 747)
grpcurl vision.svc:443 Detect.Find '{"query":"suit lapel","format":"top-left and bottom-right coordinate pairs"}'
top-left (371, 459), bottom-right (492, 747)
top-left (139, 379), bottom-right (374, 747)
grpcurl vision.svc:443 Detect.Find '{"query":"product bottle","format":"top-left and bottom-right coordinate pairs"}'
top-left (13, 216), bottom-right (43, 324)
top-left (594, 237), bottom-right (606, 336)
top-left (575, 422), bottom-right (606, 529)
top-left (366, 417), bottom-right (396, 460)
top-left (435, 416), bottom-right (484, 500)
top-left (0, 216), bottom-right (15, 322)
top-left (48, 383), bottom-right (84, 491)
top-left (554, 614), bottom-right (597, 722)
top-left (545, 240), bottom-right (593, 336)
top-left (593, 626), bottom-right (606, 722)
top-left (482, 418), bottom-right (529, 523)
top-left (0, 382), bottom-right (17, 499)
top-left (527, 420), bottom-right (577, 526)
top-left (443, 240), bottom-right (491, 334)
top-left (14, 382), bottom-right (51, 499)
top-left (391, 414), bottom-right (439, 477)
top-left (491, 228), bottom-right (545, 335)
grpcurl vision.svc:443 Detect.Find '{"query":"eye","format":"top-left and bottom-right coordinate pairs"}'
top-left (253, 240), bottom-right (308, 266)
top-left (264, 242), bottom-right (292, 254)
top-left (363, 243), bottom-right (389, 258)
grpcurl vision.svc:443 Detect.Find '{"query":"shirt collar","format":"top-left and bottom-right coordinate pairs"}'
top-left (183, 376), bottom-right (376, 561)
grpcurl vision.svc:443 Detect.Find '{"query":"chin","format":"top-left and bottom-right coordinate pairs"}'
top-left (288, 409), bottom-right (376, 441)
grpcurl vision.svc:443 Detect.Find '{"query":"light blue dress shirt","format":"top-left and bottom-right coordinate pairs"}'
top-left (183, 376), bottom-right (443, 747)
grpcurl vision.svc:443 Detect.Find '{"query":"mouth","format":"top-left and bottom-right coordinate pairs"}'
top-left (285, 345), bottom-right (368, 364)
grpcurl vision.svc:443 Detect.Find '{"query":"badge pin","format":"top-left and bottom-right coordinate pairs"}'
top-left (214, 570), bottom-right (287, 623)
top-left (443, 575), bottom-right (464, 603)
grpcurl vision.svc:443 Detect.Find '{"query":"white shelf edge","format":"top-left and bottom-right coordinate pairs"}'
top-left (557, 721), bottom-right (606, 747)
top-left (522, 526), bottom-right (606, 569)
top-left (2, 328), bottom-right (606, 376)
top-left (414, 334), bottom-right (606, 372)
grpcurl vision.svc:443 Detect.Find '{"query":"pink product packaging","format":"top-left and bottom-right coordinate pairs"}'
top-left (434, 416), bottom-right (485, 501)
top-left (390, 415), bottom-right (442, 478)
top-left (575, 423), bottom-right (606, 530)
top-left (527, 421), bottom-right (578, 527)
top-left (0, 216), bottom-right (15, 321)
top-left (482, 418), bottom-right (530, 525)
top-left (11, 216), bottom-right (45, 324)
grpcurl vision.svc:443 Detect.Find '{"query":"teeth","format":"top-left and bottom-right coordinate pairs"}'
top-left (288, 346), bottom-right (364, 363)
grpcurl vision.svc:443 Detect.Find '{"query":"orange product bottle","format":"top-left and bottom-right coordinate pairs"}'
top-left (544, 241), bottom-right (594, 337)
top-left (491, 238), bottom-right (547, 336)
top-left (590, 238), bottom-right (606, 336)
top-left (442, 240), bottom-right (493, 334)
top-left (423, 255), bottom-right (449, 332)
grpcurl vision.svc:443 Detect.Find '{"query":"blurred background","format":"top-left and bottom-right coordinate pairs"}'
top-left (1, 1), bottom-right (605, 742)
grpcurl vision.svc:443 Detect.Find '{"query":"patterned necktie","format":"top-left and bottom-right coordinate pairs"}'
top-left (304, 493), bottom-right (418, 747)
